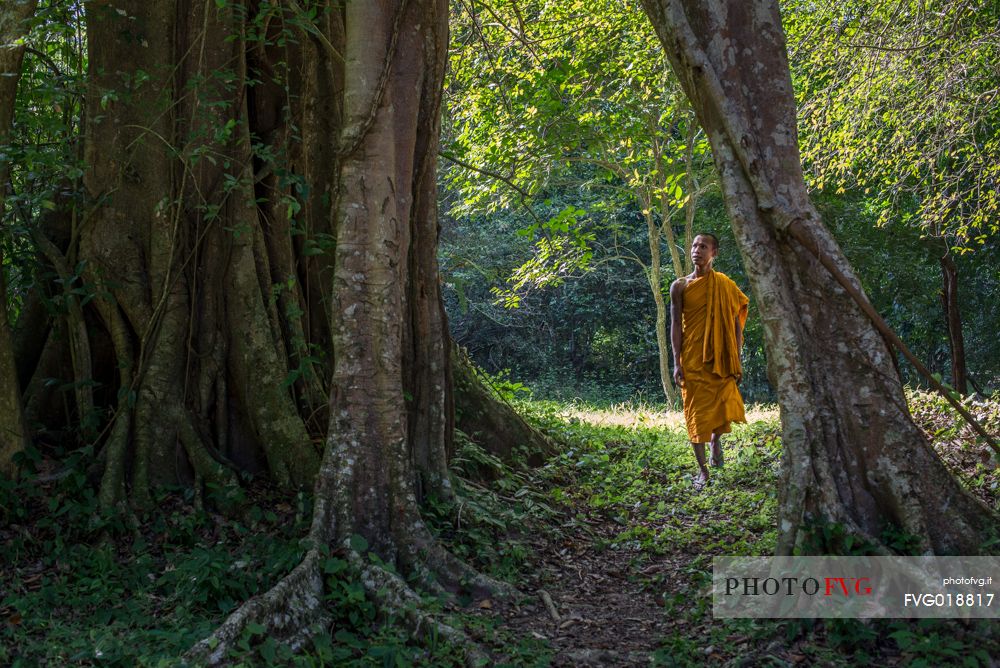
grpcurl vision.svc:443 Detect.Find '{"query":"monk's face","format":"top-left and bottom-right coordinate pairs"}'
top-left (691, 235), bottom-right (718, 268)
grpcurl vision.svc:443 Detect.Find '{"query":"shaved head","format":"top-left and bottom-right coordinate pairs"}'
top-left (694, 232), bottom-right (719, 249)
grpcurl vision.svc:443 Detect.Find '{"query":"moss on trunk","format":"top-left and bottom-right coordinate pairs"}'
top-left (452, 346), bottom-right (557, 470)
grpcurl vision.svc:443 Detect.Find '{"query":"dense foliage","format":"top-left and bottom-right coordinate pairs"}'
top-left (3, 2), bottom-right (86, 316)
top-left (441, 191), bottom-right (773, 403)
top-left (440, 0), bottom-right (1000, 401)
top-left (788, 0), bottom-right (1000, 247)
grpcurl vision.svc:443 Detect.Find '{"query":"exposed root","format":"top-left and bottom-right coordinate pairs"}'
top-left (452, 346), bottom-right (558, 466)
top-left (184, 549), bottom-right (327, 665)
top-left (98, 408), bottom-right (132, 509)
top-left (345, 547), bottom-right (491, 668)
top-left (22, 327), bottom-right (60, 425)
top-left (187, 532), bottom-right (502, 666)
top-left (174, 409), bottom-right (239, 493)
top-left (226, 219), bottom-right (321, 489)
top-left (93, 293), bottom-right (134, 510)
top-left (32, 229), bottom-right (95, 432)
top-left (407, 531), bottom-right (521, 601)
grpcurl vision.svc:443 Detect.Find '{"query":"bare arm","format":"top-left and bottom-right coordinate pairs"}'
top-left (670, 279), bottom-right (685, 386)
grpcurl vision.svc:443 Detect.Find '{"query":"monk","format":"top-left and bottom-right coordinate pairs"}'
top-left (669, 233), bottom-right (749, 488)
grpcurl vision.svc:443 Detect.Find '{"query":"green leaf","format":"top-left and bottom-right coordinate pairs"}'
top-left (323, 557), bottom-right (347, 575)
top-left (349, 533), bottom-right (368, 553)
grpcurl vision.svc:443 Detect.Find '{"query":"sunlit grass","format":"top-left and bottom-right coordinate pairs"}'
top-left (517, 398), bottom-right (783, 558)
top-left (543, 398), bottom-right (779, 431)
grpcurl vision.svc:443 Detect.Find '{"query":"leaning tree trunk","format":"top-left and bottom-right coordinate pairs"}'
top-left (645, 99), bottom-right (701, 408)
top-left (641, 0), bottom-right (995, 555)
top-left (0, 0), bottom-right (37, 477)
top-left (644, 208), bottom-right (679, 406)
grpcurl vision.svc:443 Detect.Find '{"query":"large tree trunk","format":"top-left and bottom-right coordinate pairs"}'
top-left (0, 0), bottom-right (37, 477)
top-left (15, 0), bottom-right (541, 654)
top-left (187, 1), bottom-right (502, 661)
top-left (317, 0), bottom-right (451, 557)
top-left (78, 0), bottom-right (333, 506)
top-left (939, 246), bottom-right (969, 394)
top-left (641, 0), bottom-right (995, 554)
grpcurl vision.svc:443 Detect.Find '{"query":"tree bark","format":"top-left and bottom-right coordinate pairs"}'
top-left (0, 0), bottom-right (37, 477)
top-left (314, 0), bottom-right (496, 590)
top-left (0, 264), bottom-right (28, 476)
top-left (317, 0), bottom-right (432, 557)
top-left (452, 345), bottom-right (556, 471)
top-left (188, 2), bottom-right (508, 661)
top-left (939, 246), bottom-right (968, 394)
top-left (646, 101), bottom-right (703, 407)
top-left (19, 0), bottom-right (547, 525)
top-left (644, 208), bottom-right (679, 406)
top-left (77, 0), bottom-right (338, 504)
top-left (641, 0), bottom-right (995, 554)
top-left (681, 106), bottom-right (698, 276)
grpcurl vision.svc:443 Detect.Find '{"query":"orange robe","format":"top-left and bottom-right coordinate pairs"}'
top-left (680, 270), bottom-right (749, 443)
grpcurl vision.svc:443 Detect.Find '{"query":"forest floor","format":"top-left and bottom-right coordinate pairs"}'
top-left (2, 391), bottom-right (999, 666)
top-left (454, 392), bottom-right (1000, 667)
top-left (481, 405), bottom-right (785, 666)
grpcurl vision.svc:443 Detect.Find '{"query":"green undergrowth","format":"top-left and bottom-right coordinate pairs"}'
top-left (0, 466), bottom-right (308, 666)
top-left (531, 404), bottom-right (782, 557)
top-left (511, 396), bottom-right (1000, 667)
top-left (0, 428), bottom-right (559, 666)
top-left (427, 429), bottom-right (561, 582)
top-left (909, 388), bottom-right (1000, 510)
top-left (0, 461), bottom-right (470, 667)
top-left (3, 392), bottom-right (999, 666)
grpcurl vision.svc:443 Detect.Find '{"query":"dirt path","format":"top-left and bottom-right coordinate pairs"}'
top-left (466, 411), bottom-right (776, 666)
top-left (473, 400), bottom-right (1000, 667)
top-left (486, 501), bottom-right (694, 667)
top-left (474, 411), bottom-right (779, 666)
top-left (496, 527), bottom-right (662, 665)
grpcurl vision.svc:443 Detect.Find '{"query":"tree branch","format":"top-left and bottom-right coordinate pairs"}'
top-left (438, 149), bottom-right (543, 226)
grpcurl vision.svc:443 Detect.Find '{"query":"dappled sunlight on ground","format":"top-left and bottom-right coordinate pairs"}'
top-left (553, 402), bottom-right (780, 431)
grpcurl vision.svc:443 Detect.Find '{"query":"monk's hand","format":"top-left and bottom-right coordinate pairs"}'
top-left (673, 365), bottom-right (684, 387)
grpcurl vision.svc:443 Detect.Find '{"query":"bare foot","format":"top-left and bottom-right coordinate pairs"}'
top-left (693, 470), bottom-right (709, 490)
